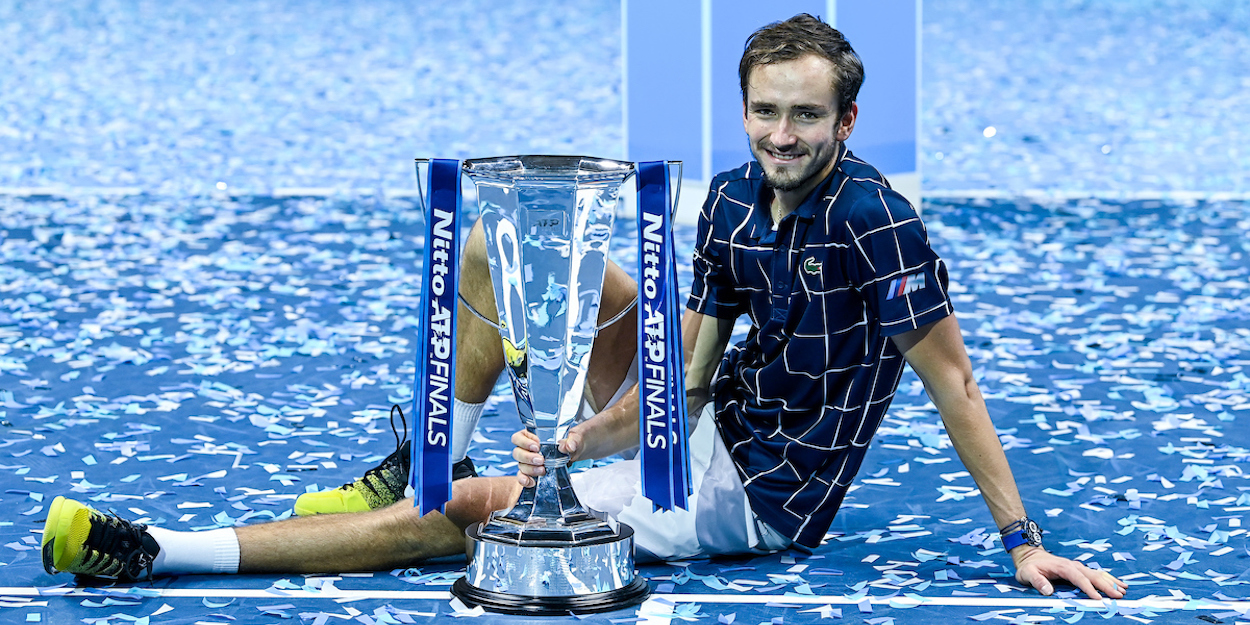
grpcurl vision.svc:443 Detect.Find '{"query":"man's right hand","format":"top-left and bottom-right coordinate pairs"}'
top-left (510, 428), bottom-right (587, 488)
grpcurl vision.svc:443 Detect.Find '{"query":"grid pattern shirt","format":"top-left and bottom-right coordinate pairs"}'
top-left (686, 145), bottom-right (954, 548)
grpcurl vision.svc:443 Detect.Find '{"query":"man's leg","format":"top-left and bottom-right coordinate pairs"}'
top-left (230, 240), bottom-right (641, 576)
top-left (441, 219), bottom-right (511, 471)
top-left (451, 219), bottom-right (507, 403)
top-left (238, 476), bottom-right (522, 574)
top-left (43, 475), bottom-right (525, 579)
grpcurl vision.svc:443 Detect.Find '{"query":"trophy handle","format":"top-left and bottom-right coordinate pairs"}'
top-left (413, 158), bottom-right (430, 214)
top-left (665, 160), bottom-right (683, 223)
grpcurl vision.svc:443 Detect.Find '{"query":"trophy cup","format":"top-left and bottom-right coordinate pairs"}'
top-left (446, 155), bottom-right (651, 614)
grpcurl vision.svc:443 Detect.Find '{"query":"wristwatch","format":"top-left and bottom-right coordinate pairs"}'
top-left (1000, 517), bottom-right (1043, 551)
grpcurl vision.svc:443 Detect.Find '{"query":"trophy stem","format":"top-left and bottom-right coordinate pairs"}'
top-left (481, 443), bottom-right (615, 544)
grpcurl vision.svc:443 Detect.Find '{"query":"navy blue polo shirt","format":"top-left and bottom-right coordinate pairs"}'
top-left (686, 145), bottom-right (954, 548)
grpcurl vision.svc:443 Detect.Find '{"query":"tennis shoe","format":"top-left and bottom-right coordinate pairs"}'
top-left (41, 496), bottom-right (160, 581)
top-left (293, 405), bottom-right (478, 516)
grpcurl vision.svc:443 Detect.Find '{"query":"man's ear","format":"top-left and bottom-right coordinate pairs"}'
top-left (836, 102), bottom-right (858, 142)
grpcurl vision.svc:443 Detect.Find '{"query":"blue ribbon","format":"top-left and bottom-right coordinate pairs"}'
top-left (411, 159), bottom-right (461, 515)
top-left (637, 161), bottom-right (691, 511)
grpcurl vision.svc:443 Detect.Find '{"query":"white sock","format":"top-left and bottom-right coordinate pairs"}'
top-left (147, 527), bottom-right (240, 575)
top-left (451, 399), bottom-right (485, 462)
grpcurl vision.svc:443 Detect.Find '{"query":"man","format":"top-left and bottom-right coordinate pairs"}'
top-left (41, 14), bottom-right (1127, 600)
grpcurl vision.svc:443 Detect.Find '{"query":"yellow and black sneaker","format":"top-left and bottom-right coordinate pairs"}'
top-left (42, 496), bottom-right (160, 581)
top-left (295, 438), bottom-right (413, 515)
top-left (293, 405), bottom-right (478, 516)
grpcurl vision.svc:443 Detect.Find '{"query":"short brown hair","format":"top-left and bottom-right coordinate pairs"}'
top-left (739, 13), bottom-right (863, 117)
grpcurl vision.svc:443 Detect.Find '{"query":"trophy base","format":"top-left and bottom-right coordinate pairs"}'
top-left (452, 521), bottom-right (650, 615)
top-left (451, 576), bottom-right (650, 616)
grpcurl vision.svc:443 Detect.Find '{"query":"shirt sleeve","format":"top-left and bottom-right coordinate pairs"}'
top-left (686, 179), bottom-right (746, 319)
top-left (844, 189), bottom-right (953, 336)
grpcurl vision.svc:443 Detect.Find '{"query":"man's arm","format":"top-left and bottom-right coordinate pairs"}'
top-left (892, 314), bottom-right (1128, 600)
top-left (680, 308), bottom-right (736, 418)
top-left (512, 309), bottom-right (734, 483)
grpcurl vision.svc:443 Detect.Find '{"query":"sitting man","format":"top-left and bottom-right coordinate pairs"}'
top-left (41, 14), bottom-right (1127, 601)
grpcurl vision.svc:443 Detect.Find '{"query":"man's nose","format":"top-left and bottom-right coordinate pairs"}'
top-left (771, 118), bottom-right (798, 148)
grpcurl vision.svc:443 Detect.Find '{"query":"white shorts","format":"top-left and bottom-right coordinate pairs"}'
top-left (570, 403), bottom-right (792, 562)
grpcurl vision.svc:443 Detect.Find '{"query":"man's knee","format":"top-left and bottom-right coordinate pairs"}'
top-left (440, 476), bottom-right (522, 530)
top-left (461, 220), bottom-right (489, 286)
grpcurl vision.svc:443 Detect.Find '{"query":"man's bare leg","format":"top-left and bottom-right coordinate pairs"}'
top-left (238, 476), bottom-right (524, 573)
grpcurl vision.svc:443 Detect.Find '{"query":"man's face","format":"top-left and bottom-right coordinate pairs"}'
top-left (742, 54), bottom-right (855, 194)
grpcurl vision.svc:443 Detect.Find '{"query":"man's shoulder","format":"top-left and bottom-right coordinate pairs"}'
top-left (834, 151), bottom-right (902, 203)
top-left (698, 163), bottom-right (762, 226)
top-left (829, 151), bottom-right (917, 222)
top-left (710, 162), bottom-right (762, 192)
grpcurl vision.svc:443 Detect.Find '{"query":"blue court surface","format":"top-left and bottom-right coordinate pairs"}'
top-left (3, 1), bottom-right (1250, 624)
top-left (2, 194), bottom-right (1248, 624)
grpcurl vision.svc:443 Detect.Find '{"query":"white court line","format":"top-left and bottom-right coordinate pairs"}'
top-left (0, 587), bottom-right (448, 600)
top-left (0, 587), bottom-right (1244, 613)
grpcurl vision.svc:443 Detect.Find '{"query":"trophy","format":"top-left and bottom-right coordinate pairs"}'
top-left (411, 156), bottom-right (687, 615)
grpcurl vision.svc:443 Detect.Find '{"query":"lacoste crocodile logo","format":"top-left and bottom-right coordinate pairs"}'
top-left (803, 257), bottom-right (821, 276)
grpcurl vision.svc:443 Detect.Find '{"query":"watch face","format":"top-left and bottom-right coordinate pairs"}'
top-left (1024, 519), bottom-right (1043, 546)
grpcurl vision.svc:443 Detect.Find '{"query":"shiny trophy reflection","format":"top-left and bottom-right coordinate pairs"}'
top-left (450, 156), bottom-right (649, 614)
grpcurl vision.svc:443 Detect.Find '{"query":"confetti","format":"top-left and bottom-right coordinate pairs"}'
top-left (2, 3), bottom-right (1250, 625)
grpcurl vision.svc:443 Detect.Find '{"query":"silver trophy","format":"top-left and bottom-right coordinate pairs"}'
top-left (449, 155), bottom-right (650, 614)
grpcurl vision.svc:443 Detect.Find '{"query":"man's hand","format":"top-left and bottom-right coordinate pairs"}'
top-left (509, 428), bottom-right (586, 488)
top-left (1012, 546), bottom-right (1128, 600)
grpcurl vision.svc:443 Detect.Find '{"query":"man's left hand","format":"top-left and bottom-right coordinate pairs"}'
top-left (1012, 546), bottom-right (1128, 600)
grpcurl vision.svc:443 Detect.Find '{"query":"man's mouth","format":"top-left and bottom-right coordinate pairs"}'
top-left (766, 148), bottom-right (803, 163)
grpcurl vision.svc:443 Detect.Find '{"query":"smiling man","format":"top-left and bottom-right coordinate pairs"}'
top-left (41, 14), bottom-right (1127, 601)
